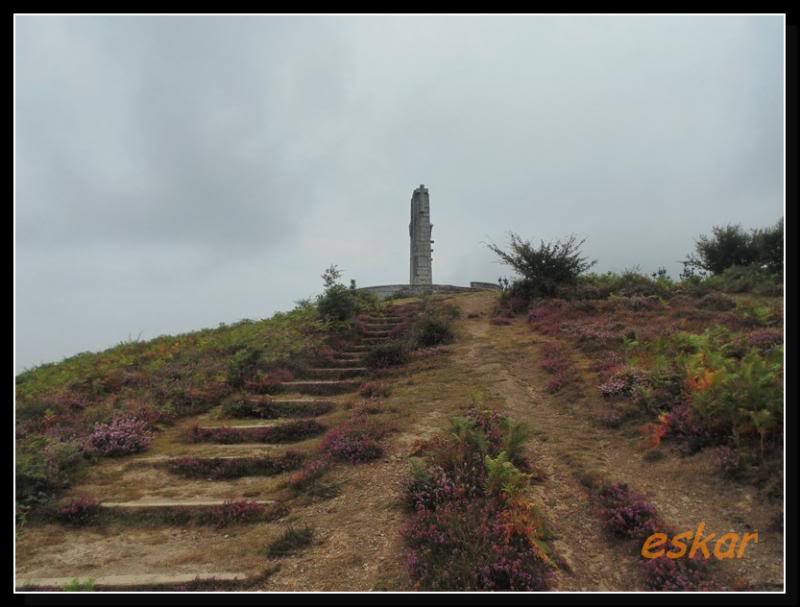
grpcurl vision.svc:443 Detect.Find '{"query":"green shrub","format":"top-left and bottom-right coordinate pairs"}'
top-left (412, 315), bottom-right (454, 347)
top-left (64, 578), bottom-right (95, 591)
top-left (684, 219), bottom-right (783, 276)
top-left (571, 268), bottom-right (675, 299)
top-left (704, 264), bottom-right (782, 296)
top-left (682, 342), bottom-right (782, 454)
top-left (226, 347), bottom-right (264, 388)
top-left (315, 264), bottom-right (379, 324)
top-left (487, 232), bottom-right (596, 299)
top-left (363, 341), bottom-right (410, 368)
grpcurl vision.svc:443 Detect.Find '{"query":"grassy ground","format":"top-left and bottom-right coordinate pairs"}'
top-left (15, 291), bottom-right (784, 591)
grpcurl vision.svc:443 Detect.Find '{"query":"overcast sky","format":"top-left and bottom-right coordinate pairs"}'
top-left (15, 14), bottom-right (783, 372)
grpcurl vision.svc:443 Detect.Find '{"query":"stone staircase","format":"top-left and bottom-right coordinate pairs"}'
top-left (16, 305), bottom-right (418, 591)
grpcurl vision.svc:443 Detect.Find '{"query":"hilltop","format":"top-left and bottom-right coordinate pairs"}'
top-left (15, 270), bottom-right (783, 591)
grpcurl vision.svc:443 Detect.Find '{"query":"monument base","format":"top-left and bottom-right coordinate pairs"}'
top-left (358, 283), bottom-right (499, 301)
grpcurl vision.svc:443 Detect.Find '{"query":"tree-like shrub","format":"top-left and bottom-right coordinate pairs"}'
top-left (487, 232), bottom-right (596, 299)
top-left (684, 219), bottom-right (783, 276)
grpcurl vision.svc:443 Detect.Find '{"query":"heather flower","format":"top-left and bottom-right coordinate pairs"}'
top-left (598, 367), bottom-right (648, 398)
top-left (746, 328), bottom-right (783, 350)
top-left (209, 499), bottom-right (266, 528)
top-left (85, 416), bottom-right (154, 456)
top-left (642, 539), bottom-right (711, 591)
top-left (320, 419), bottom-right (386, 463)
top-left (359, 381), bottom-right (392, 398)
top-left (599, 482), bottom-right (659, 540)
top-left (58, 495), bottom-right (100, 526)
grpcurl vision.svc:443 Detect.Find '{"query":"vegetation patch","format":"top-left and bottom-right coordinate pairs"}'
top-left (57, 495), bottom-right (101, 526)
top-left (187, 420), bottom-right (326, 444)
top-left (85, 416), bottom-right (154, 456)
top-left (359, 381), bottom-right (392, 398)
top-left (267, 526), bottom-right (314, 558)
top-left (363, 341), bottom-right (410, 369)
top-left (219, 395), bottom-right (333, 419)
top-left (163, 452), bottom-right (305, 479)
top-left (286, 458), bottom-right (338, 499)
top-left (100, 499), bottom-right (287, 528)
top-left (402, 406), bottom-right (555, 590)
top-left (319, 416), bottom-right (389, 464)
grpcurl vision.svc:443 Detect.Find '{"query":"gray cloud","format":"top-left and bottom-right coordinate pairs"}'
top-left (15, 14), bottom-right (783, 371)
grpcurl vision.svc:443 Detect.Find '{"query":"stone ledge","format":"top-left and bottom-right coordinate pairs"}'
top-left (16, 572), bottom-right (248, 591)
top-left (358, 283), bottom-right (498, 300)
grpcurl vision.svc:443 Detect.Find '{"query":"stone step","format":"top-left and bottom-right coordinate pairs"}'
top-left (362, 316), bottom-right (403, 323)
top-left (300, 367), bottom-right (367, 379)
top-left (228, 397), bottom-right (334, 419)
top-left (197, 422), bottom-right (279, 430)
top-left (361, 330), bottom-right (392, 337)
top-left (188, 419), bottom-right (326, 443)
top-left (16, 572), bottom-right (250, 591)
top-left (326, 358), bottom-right (364, 368)
top-left (100, 499), bottom-right (277, 510)
top-left (362, 337), bottom-right (391, 344)
top-left (267, 398), bottom-right (335, 406)
top-left (275, 380), bottom-right (361, 395)
top-left (131, 454), bottom-right (256, 465)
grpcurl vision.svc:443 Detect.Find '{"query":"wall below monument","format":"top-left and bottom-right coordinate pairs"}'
top-left (358, 283), bottom-right (498, 301)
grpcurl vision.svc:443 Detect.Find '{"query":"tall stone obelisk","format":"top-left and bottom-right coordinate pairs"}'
top-left (409, 184), bottom-right (433, 287)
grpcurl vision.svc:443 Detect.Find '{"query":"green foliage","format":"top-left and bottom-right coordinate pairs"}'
top-left (736, 300), bottom-right (777, 327)
top-left (412, 313), bottom-right (454, 347)
top-left (686, 346), bottom-right (783, 452)
top-left (575, 268), bottom-right (675, 299)
top-left (501, 421), bottom-right (530, 467)
top-left (487, 232), bottom-right (596, 299)
top-left (363, 341), bottom-right (410, 368)
top-left (684, 219), bottom-right (783, 276)
top-left (64, 578), bottom-right (95, 591)
top-left (700, 264), bottom-right (783, 296)
top-left (226, 346), bottom-right (263, 388)
top-left (15, 302), bottom-right (324, 517)
top-left (315, 264), bottom-right (378, 324)
top-left (484, 451), bottom-right (529, 499)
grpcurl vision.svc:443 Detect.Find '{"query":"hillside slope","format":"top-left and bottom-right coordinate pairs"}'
top-left (15, 291), bottom-right (783, 591)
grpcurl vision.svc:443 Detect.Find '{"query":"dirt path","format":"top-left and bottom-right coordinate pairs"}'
top-left (450, 292), bottom-right (783, 591)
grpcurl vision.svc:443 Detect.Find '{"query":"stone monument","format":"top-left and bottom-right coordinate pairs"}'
top-left (409, 184), bottom-right (433, 288)
top-left (358, 184), bottom-right (499, 300)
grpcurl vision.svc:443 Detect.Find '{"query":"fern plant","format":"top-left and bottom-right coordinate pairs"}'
top-left (484, 451), bottom-right (529, 499)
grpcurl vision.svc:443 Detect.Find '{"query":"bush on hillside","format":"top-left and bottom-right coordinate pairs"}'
top-left (363, 341), bottom-right (410, 369)
top-left (85, 416), bottom-right (154, 456)
top-left (316, 264), bottom-right (378, 324)
top-left (487, 232), bottom-right (596, 300)
top-left (684, 219), bottom-right (783, 276)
